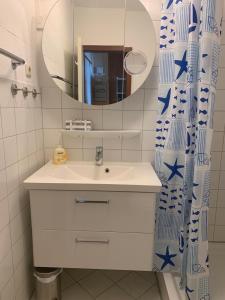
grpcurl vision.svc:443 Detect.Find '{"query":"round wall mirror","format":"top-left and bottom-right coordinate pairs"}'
top-left (42, 0), bottom-right (156, 106)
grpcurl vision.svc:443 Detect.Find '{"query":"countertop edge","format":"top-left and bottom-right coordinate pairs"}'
top-left (24, 182), bottom-right (162, 193)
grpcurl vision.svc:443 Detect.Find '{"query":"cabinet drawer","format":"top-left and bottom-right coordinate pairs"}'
top-left (30, 190), bottom-right (156, 233)
top-left (33, 230), bottom-right (153, 271)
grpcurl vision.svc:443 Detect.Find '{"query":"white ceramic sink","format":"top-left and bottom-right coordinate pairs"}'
top-left (24, 161), bottom-right (161, 192)
top-left (65, 164), bottom-right (134, 181)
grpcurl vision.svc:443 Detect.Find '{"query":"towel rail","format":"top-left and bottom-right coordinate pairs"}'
top-left (0, 48), bottom-right (25, 69)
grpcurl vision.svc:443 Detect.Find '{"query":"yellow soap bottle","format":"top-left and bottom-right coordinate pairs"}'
top-left (53, 145), bottom-right (68, 165)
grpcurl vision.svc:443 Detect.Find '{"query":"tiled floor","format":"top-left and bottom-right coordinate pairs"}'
top-left (32, 269), bottom-right (161, 300)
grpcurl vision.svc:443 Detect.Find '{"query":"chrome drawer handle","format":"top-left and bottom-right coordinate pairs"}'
top-left (75, 199), bottom-right (109, 204)
top-left (75, 238), bottom-right (110, 244)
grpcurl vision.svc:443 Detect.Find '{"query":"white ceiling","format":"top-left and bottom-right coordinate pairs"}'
top-left (72, 0), bottom-right (145, 11)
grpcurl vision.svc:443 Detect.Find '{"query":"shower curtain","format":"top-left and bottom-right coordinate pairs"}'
top-left (154, 0), bottom-right (223, 299)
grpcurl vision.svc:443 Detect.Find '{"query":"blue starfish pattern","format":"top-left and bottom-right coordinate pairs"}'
top-left (158, 89), bottom-right (171, 115)
top-left (156, 246), bottom-right (177, 270)
top-left (164, 158), bottom-right (184, 181)
top-left (175, 51), bottom-right (188, 79)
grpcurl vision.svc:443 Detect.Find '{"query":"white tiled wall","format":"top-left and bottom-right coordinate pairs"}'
top-left (0, 0), bottom-right (44, 299)
top-left (37, 0), bottom-right (225, 243)
top-left (210, 12), bottom-right (225, 242)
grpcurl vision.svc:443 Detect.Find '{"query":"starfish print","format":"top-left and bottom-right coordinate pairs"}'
top-left (164, 158), bottom-right (184, 181)
top-left (175, 51), bottom-right (188, 79)
top-left (158, 89), bottom-right (171, 115)
top-left (156, 246), bottom-right (177, 270)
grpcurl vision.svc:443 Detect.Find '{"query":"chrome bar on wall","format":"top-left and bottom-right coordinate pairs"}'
top-left (0, 48), bottom-right (25, 69)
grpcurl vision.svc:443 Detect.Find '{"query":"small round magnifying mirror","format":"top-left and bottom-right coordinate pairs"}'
top-left (124, 50), bottom-right (148, 75)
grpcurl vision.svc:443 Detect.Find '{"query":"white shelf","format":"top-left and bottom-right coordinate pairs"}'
top-left (61, 130), bottom-right (140, 139)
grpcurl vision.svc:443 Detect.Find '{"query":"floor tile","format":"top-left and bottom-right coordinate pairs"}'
top-left (66, 269), bottom-right (94, 282)
top-left (138, 271), bottom-right (157, 286)
top-left (102, 270), bottom-right (130, 282)
top-left (61, 272), bottom-right (75, 291)
top-left (63, 283), bottom-right (93, 300)
top-left (79, 270), bottom-right (113, 297)
top-left (96, 285), bottom-right (134, 300)
top-left (117, 272), bottom-right (152, 298)
top-left (30, 271), bottom-right (162, 300)
top-left (138, 285), bottom-right (161, 300)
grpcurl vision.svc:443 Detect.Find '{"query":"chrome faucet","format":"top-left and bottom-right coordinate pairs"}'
top-left (96, 146), bottom-right (103, 166)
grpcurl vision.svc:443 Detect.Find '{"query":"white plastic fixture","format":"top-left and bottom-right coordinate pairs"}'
top-left (61, 129), bottom-right (141, 139)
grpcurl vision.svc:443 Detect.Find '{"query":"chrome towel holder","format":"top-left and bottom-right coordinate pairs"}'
top-left (0, 48), bottom-right (41, 98)
top-left (0, 48), bottom-right (25, 70)
top-left (11, 84), bottom-right (41, 98)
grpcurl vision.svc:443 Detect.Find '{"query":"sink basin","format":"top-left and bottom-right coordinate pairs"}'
top-left (24, 161), bottom-right (161, 192)
top-left (65, 164), bottom-right (134, 181)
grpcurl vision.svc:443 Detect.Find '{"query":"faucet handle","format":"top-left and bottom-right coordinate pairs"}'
top-left (96, 146), bottom-right (103, 166)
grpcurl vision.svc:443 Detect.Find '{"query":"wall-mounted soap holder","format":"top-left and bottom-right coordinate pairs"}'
top-left (11, 83), bottom-right (41, 98)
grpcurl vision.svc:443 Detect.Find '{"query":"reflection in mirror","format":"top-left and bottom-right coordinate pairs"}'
top-left (124, 50), bottom-right (148, 76)
top-left (83, 46), bottom-right (132, 105)
top-left (42, 0), bottom-right (156, 106)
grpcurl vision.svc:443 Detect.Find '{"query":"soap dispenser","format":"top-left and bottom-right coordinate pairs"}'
top-left (53, 145), bottom-right (68, 165)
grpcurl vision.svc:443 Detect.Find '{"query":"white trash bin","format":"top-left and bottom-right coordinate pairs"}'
top-left (34, 268), bottom-right (63, 300)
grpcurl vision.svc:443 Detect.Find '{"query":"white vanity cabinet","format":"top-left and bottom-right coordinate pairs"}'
top-left (30, 190), bottom-right (157, 271)
top-left (24, 161), bottom-right (161, 272)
